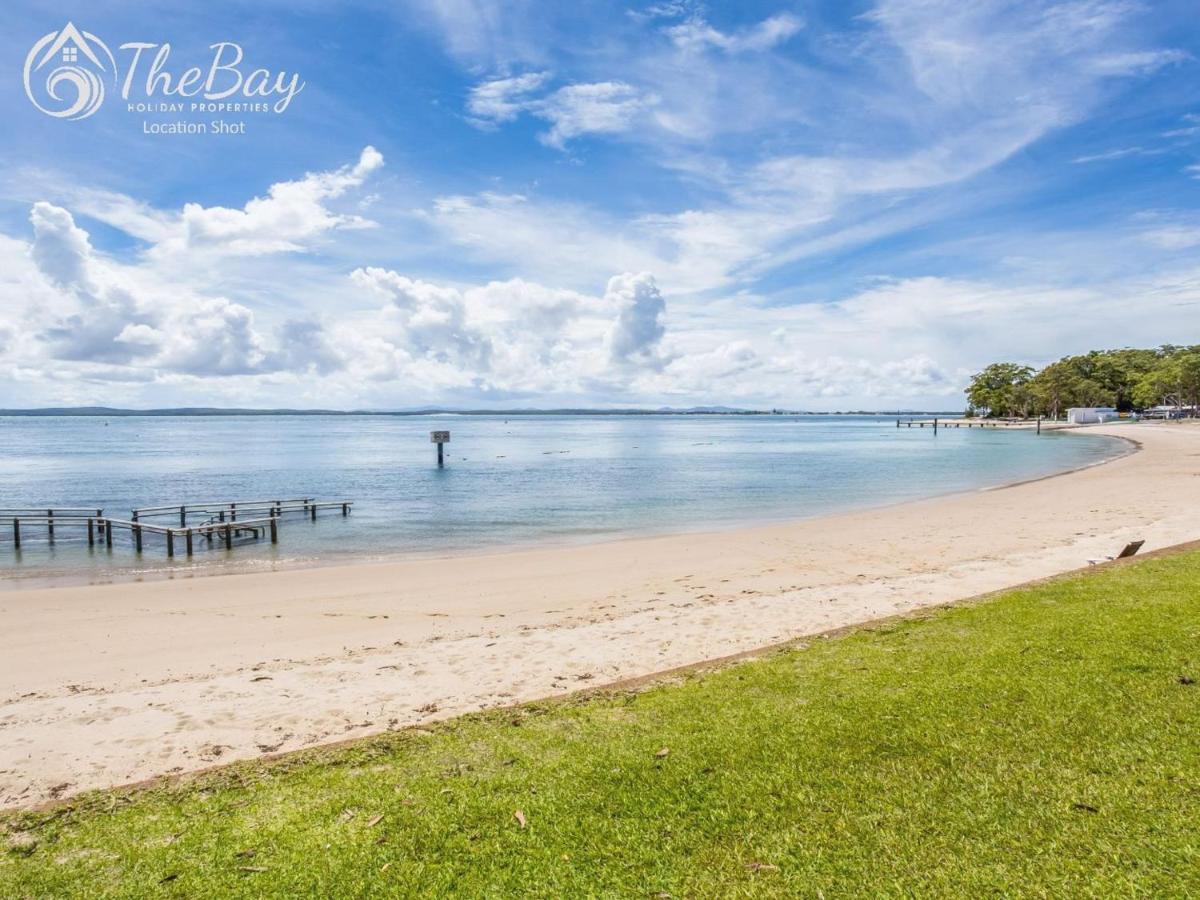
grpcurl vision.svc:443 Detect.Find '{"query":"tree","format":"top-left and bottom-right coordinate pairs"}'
top-left (965, 363), bottom-right (1034, 418)
top-left (1133, 357), bottom-right (1183, 409)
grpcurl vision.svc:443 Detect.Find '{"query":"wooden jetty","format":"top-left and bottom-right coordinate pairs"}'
top-left (2, 508), bottom-right (105, 549)
top-left (131, 497), bottom-right (350, 526)
top-left (2, 498), bottom-right (353, 557)
top-left (896, 417), bottom-right (1045, 433)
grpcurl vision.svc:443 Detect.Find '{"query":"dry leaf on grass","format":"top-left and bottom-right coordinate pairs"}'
top-left (367, 814), bottom-right (384, 828)
top-left (514, 810), bottom-right (527, 828)
top-left (654, 747), bottom-right (670, 758)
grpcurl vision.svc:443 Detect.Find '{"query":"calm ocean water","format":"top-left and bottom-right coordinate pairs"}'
top-left (0, 414), bottom-right (1126, 585)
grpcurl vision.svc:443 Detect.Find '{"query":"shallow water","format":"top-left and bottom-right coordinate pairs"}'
top-left (0, 414), bottom-right (1126, 585)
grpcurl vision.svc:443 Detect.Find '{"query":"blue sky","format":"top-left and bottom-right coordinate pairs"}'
top-left (0, 0), bottom-right (1197, 409)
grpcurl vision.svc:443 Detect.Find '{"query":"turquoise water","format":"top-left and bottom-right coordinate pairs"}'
top-left (0, 415), bottom-right (1126, 585)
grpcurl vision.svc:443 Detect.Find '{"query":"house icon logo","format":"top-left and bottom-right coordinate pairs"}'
top-left (23, 23), bottom-right (118, 120)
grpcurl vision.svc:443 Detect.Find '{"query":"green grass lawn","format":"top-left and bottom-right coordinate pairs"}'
top-left (4, 552), bottom-right (1200, 897)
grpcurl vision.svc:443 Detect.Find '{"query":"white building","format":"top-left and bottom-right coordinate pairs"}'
top-left (1066, 407), bottom-right (1119, 425)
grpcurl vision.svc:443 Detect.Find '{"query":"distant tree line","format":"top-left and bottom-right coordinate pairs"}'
top-left (965, 346), bottom-right (1200, 419)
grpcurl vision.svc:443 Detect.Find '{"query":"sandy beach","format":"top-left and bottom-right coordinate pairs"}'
top-left (2, 421), bottom-right (1198, 810)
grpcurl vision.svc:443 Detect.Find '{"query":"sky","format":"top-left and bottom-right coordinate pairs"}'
top-left (0, 0), bottom-right (1197, 410)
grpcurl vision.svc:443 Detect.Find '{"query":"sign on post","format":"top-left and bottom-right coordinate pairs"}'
top-left (430, 430), bottom-right (450, 467)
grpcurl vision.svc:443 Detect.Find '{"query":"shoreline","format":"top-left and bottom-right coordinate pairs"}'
top-left (2, 421), bottom-right (1196, 810)
top-left (0, 425), bottom-right (1134, 593)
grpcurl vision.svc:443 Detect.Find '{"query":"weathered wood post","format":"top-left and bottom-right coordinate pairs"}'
top-left (1037, 416), bottom-right (1042, 434)
top-left (180, 506), bottom-right (187, 527)
top-left (231, 503), bottom-right (237, 523)
top-left (47, 508), bottom-right (54, 540)
top-left (167, 530), bottom-right (175, 558)
top-left (105, 520), bottom-right (112, 548)
top-left (342, 502), bottom-right (348, 516)
top-left (12, 518), bottom-right (19, 549)
top-left (270, 517), bottom-right (278, 543)
top-left (186, 529), bottom-right (194, 556)
top-left (431, 430), bottom-right (450, 468)
top-left (87, 518), bottom-right (94, 546)
top-left (134, 523), bottom-right (143, 553)
top-left (224, 523), bottom-right (233, 550)
top-left (933, 417), bottom-right (938, 434)
top-left (310, 504), bottom-right (316, 522)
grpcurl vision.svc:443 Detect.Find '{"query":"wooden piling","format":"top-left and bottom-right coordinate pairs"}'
top-left (166, 531), bottom-right (174, 558)
top-left (47, 508), bottom-right (54, 540)
top-left (87, 518), bottom-right (94, 546)
top-left (224, 524), bottom-right (232, 550)
top-left (134, 524), bottom-right (143, 553)
top-left (186, 529), bottom-right (194, 556)
top-left (12, 519), bottom-right (19, 549)
top-left (270, 517), bottom-right (278, 543)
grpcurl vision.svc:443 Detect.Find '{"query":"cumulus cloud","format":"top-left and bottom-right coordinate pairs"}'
top-left (30, 201), bottom-right (96, 291)
top-left (24, 203), bottom-right (285, 377)
top-left (350, 267), bottom-right (494, 372)
top-left (605, 273), bottom-right (667, 367)
top-left (167, 146), bottom-right (384, 256)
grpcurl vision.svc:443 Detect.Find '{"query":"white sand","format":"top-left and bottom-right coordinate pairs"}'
top-left (2, 422), bottom-right (1198, 809)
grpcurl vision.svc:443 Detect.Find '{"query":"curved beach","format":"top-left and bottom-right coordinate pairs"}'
top-left (2, 421), bottom-right (1198, 810)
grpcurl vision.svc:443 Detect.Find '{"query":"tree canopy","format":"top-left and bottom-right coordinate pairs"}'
top-left (965, 346), bottom-right (1200, 418)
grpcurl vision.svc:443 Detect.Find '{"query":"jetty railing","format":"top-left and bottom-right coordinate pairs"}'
top-left (103, 516), bottom-right (282, 556)
top-left (3, 499), bottom-right (352, 556)
top-left (131, 497), bottom-right (351, 526)
top-left (1, 508), bottom-right (106, 549)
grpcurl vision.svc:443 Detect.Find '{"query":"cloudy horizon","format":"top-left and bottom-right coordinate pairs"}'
top-left (1, 0), bottom-right (1198, 410)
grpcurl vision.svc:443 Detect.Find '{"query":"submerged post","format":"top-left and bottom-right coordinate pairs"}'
top-left (270, 517), bottom-right (278, 543)
top-left (431, 430), bottom-right (450, 468)
top-left (1037, 416), bottom-right (1042, 435)
top-left (12, 519), bottom-right (19, 549)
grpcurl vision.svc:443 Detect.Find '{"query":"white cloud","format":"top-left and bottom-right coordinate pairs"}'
top-left (166, 146), bottom-right (384, 257)
top-left (535, 81), bottom-right (653, 147)
top-left (665, 13), bottom-right (803, 53)
top-left (605, 273), bottom-right (667, 367)
top-left (30, 201), bottom-right (95, 291)
top-left (467, 71), bottom-right (550, 126)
